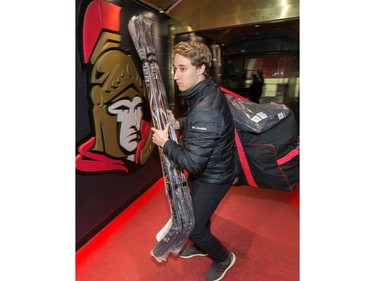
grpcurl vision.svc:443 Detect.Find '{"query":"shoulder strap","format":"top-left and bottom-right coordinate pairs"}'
top-left (234, 128), bottom-right (258, 188)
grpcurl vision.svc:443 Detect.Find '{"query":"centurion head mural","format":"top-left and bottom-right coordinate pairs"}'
top-left (76, 0), bottom-right (154, 173)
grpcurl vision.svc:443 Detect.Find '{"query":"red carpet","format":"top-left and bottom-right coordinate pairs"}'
top-left (76, 178), bottom-right (299, 281)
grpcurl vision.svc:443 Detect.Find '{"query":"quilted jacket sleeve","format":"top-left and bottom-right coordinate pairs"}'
top-left (163, 106), bottom-right (223, 176)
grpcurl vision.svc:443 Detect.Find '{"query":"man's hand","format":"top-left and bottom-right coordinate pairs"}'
top-left (151, 123), bottom-right (170, 148)
top-left (167, 109), bottom-right (179, 129)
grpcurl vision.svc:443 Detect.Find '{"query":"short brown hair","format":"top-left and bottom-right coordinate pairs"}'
top-left (173, 41), bottom-right (212, 78)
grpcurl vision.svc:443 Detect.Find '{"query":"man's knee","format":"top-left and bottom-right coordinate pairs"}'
top-left (190, 225), bottom-right (206, 240)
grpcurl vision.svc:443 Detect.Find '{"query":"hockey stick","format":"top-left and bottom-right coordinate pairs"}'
top-left (128, 15), bottom-right (194, 262)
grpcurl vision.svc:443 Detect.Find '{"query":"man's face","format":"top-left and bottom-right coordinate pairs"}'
top-left (173, 53), bottom-right (205, 92)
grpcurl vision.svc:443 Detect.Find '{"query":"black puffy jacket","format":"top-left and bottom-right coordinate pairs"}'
top-left (163, 78), bottom-right (237, 184)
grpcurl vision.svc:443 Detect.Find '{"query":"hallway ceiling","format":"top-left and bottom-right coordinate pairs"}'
top-left (133, 0), bottom-right (299, 45)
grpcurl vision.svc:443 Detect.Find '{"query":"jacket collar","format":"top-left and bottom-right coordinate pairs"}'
top-left (179, 77), bottom-right (215, 105)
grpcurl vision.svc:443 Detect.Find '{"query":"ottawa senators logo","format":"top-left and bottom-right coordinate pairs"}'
top-left (76, 0), bottom-right (154, 173)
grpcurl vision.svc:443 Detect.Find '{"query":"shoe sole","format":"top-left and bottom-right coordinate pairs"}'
top-left (179, 253), bottom-right (209, 259)
top-left (211, 253), bottom-right (236, 281)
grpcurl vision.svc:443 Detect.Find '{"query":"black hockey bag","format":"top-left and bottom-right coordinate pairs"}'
top-left (221, 87), bottom-right (299, 192)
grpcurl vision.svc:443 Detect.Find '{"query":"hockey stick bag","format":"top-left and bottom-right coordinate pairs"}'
top-left (128, 15), bottom-right (194, 262)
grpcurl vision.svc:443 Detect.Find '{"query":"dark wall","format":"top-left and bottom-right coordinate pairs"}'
top-left (75, 0), bottom-right (178, 250)
top-left (224, 34), bottom-right (299, 57)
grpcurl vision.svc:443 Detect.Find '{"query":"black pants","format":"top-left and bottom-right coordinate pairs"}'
top-left (188, 179), bottom-right (231, 262)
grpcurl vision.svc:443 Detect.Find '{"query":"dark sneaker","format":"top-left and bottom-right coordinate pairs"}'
top-left (179, 245), bottom-right (209, 258)
top-left (205, 252), bottom-right (236, 281)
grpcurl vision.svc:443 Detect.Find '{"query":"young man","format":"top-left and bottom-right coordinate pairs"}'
top-left (151, 40), bottom-right (237, 281)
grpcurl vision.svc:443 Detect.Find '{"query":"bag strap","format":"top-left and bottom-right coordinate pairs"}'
top-left (276, 145), bottom-right (299, 166)
top-left (222, 86), bottom-right (258, 187)
top-left (220, 86), bottom-right (249, 101)
top-left (234, 128), bottom-right (259, 188)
